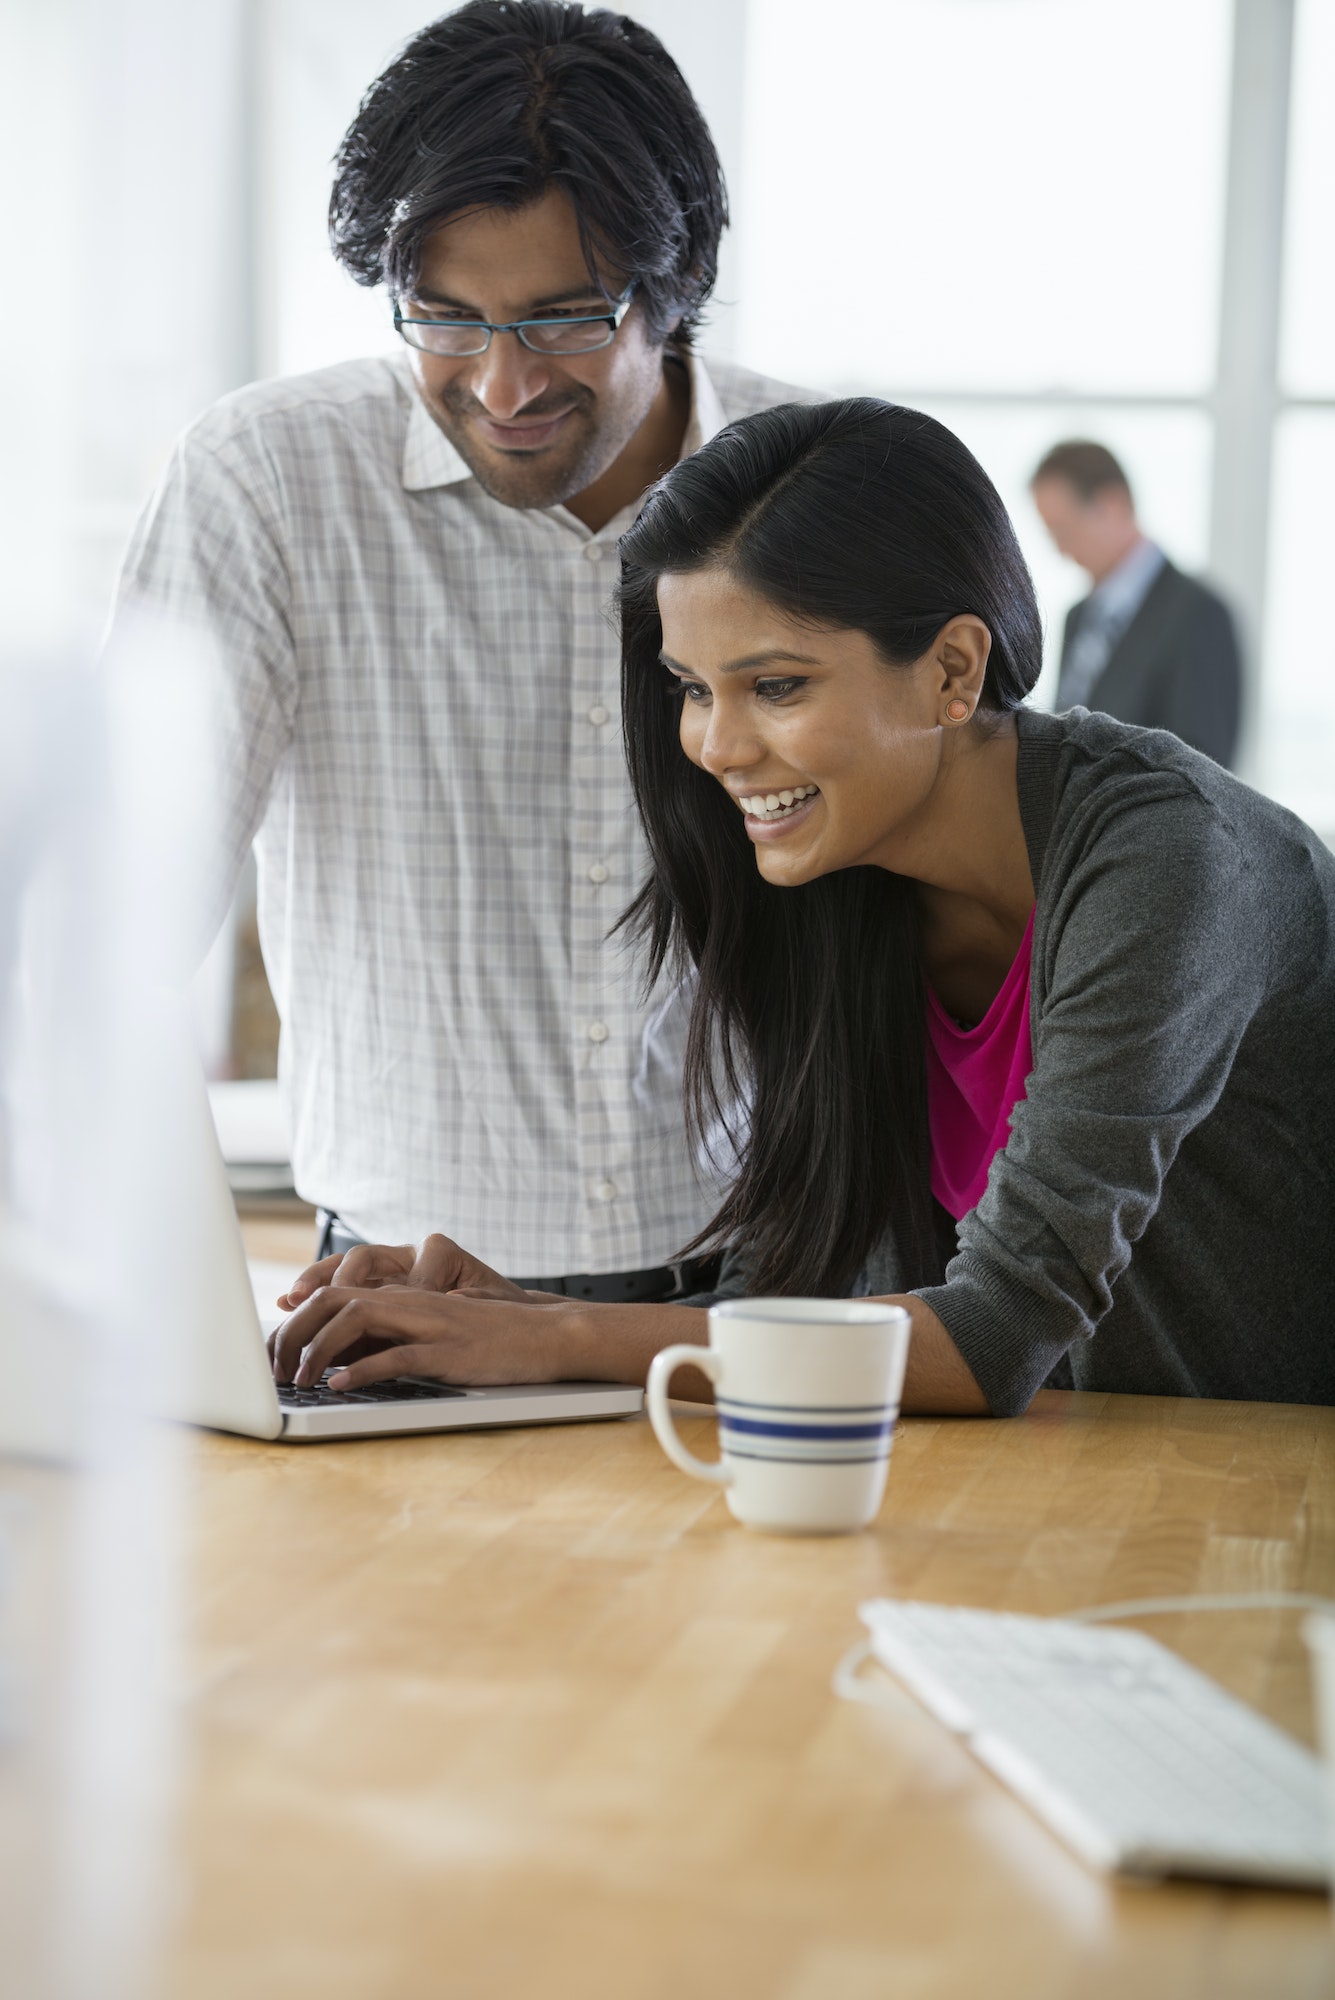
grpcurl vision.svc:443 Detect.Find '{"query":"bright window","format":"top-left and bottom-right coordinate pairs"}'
top-left (731, 0), bottom-right (1335, 833)
top-left (735, 0), bottom-right (1231, 395)
top-left (1259, 412), bottom-right (1335, 829)
top-left (1280, 0), bottom-right (1335, 397)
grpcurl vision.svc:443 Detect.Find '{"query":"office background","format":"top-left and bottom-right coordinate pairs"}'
top-left (4, 0), bottom-right (1331, 939)
top-left (2, 15), bottom-right (1333, 1990)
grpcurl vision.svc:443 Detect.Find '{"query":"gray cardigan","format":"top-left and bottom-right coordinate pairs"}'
top-left (706, 708), bottom-right (1335, 1414)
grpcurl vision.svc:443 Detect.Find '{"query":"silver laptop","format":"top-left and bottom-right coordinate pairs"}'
top-left (173, 1069), bottom-right (644, 1442)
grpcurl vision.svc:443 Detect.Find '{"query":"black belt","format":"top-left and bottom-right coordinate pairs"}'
top-left (315, 1210), bottom-right (715, 1304)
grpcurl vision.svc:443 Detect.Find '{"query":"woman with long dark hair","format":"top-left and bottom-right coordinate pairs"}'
top-left (271, 400), bottom-right (1335, 1415)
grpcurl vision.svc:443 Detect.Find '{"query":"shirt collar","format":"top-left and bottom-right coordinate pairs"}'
top-left (401, 363), bottom-right (473, 491)
top-left (680, 349), bottom-right (728, 456)
top-left (1088, 536), bottom-right (1166, 624)
top-left (400, 348), bottom-right (729, 496)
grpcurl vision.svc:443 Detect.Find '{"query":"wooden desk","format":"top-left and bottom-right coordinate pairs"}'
top-left (156, 1367), bottom-right (1335, 2000)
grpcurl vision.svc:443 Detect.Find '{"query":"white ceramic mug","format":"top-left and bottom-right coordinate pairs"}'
top-left (646, 1297), bottom-right (912, 1535)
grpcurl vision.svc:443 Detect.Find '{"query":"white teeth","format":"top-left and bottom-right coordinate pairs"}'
top-left (738, 785), bottom-right (819, 821)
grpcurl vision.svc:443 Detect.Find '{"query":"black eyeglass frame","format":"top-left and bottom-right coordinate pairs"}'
top-left (392, 286), bottom-right (636, 356)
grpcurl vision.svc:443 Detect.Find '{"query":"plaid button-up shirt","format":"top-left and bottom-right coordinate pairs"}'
top-left (113, 349), bottom-right (808, 1271)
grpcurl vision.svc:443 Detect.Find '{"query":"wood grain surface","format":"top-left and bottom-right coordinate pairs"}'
top-left (154, 1299), bottom-right (1335, 2000)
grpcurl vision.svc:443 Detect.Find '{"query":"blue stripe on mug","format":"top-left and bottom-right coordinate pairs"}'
top-left (717, 1397), bottom-right (894, 1415)
top-left (719, 1414), bottom-right (898, 1442)
top-left (723, 1447), bottom-right (892, 1466)
top-left (725, 1442), bottom-right (891, 1461)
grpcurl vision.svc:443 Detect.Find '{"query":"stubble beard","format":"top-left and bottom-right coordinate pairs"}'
top-left (424, 380), bottom-right (622, 511)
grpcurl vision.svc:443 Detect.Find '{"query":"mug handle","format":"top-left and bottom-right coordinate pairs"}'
top-left (646, 1344), bottom-right (731, 1486)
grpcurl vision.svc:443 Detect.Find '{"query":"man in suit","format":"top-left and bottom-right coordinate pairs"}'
top-left (1031, 440), bottom-right (1242, 767)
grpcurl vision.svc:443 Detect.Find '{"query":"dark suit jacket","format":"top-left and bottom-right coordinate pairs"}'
top-left (1057, 560), bottom-right (1242, 768)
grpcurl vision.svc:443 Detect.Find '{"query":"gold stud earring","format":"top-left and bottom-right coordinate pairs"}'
top-left (945, 698), bottom-right (970, 723)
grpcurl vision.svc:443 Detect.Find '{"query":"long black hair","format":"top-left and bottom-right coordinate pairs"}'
top-left (618, 399), bottom-right (1043, 1296)
top-left (329, 1), bottom-right (727, 344)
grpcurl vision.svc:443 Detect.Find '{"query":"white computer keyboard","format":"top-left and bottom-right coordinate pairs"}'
top-left (848, 1600), bottom-right (1331, 1886)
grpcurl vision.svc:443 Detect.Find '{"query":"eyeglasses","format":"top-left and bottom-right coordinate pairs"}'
top-left (393, 287), bottom-right (635, 358)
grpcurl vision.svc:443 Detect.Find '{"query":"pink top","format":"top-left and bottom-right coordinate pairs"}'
top-left (925, 908), bottom-right (1036, 1221)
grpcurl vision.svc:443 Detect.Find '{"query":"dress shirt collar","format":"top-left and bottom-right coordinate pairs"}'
top-left (401, 363), bottom-right (472, 489)
top-left (401, 347), bottom-right (728, 495)
top-left (1087, 535), bottom-right (1167, 629)
top-left (680, 349), bottom-right (728, 457)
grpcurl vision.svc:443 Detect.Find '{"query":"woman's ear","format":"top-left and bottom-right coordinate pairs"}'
top-left (936, 616), bottom-right (992, 711)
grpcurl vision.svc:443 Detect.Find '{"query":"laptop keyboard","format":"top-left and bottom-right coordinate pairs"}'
top-left (277, 1374), bottom-right (466, 1407)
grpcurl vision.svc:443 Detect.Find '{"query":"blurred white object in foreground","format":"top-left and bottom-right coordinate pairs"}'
top-left (209, 1077), bottom-right (293, 1194)
top-left (1304, 1614), bottom-right (1335, 1909)
top-left (0, 613), bottom-right (228, 1999)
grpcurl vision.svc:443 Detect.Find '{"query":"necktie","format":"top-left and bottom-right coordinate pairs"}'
top-left (1061, 599), bottom-right (1121, 709)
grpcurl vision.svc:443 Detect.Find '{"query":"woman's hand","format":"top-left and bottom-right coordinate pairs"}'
top-left (269, 1284), bottom-right (580, 1391)
top-left (267, 1233), bottom-right (708, 1396)
top-left (268, 1232), bottom-right (550, 1386)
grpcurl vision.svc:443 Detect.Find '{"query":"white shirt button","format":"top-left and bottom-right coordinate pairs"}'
top-left (593, 1178), bottom-right (617, 1202)
top-left (587, 703), bottom-right (610, 726)
top-left (588, 1020), bottom-right (609, 1043)
top-left (583, 541), bottom-right (604, 563)
top-left (588, 861), bottom-right (609, 884)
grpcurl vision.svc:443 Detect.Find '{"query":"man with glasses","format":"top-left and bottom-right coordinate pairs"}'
top-left (111, 1), bottom-right (810, 1305)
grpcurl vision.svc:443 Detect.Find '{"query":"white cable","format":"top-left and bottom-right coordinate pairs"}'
top-left (1065, 1591), bottom-right (1335, 1624)
top-left (832, 1637), bottom-right (896, 1706)
top-left (831, 1594), bottom-right (1335, 1707)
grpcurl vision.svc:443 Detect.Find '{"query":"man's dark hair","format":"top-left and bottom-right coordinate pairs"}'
top-left (1031, 439), bottom-right (1133, 506)
top-left (329, 1), bottom-right (727, 345)
top-left (618, 400), bottom-right (1043, 1300)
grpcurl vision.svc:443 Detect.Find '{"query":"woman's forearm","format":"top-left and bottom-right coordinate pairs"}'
top-left (561, 1292), bottom-right (992, 1416)
top-left (269, 1233), bottom-right (993, 1413)
top-left (560, 1299), bottom-right (717, 1399)
top-left (881, 1294), bottom-right (992, 1415)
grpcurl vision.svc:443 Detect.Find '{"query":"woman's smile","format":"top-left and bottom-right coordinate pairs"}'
top-left (736, 784), bottom-right (822, 839)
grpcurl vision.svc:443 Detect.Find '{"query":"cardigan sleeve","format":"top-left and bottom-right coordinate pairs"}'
top-left (914, 777), bottom-right (1265, 1415)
